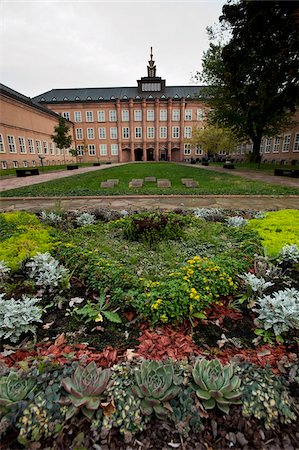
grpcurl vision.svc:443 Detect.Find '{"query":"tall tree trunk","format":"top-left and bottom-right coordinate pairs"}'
top-left (250, 135), bottom-right (262, 163)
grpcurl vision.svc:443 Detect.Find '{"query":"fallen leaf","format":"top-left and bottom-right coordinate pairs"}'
top-left (0, 349), bottom-right (15, 357)
top-left (257, 349), bottom-right (271, 357)
top-left (54, 333), bottom-right (66, 347)
top-left (126, 349), bottom-right (138, 361)
top-left (101, 399), bottom-right (116, 417)
top-left (42, 321), bottom-right (54, 330)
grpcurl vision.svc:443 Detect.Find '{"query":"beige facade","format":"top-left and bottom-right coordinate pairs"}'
top-left (0, 85), bottom-right (75, 170)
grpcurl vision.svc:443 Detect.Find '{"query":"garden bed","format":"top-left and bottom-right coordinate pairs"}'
top-left (0, 208), bottom-right (298, 449)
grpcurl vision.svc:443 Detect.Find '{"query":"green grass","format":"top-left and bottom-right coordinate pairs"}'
top-left (1, 162), bottom-right (298, 197)
top-left (0, 163), bottom-right (93, 178)
top-left (210, 161), bottom-right (298, 172)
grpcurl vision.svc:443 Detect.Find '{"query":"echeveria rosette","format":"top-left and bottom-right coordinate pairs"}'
top-left (132, 360), bottom-right (181, 419)
top-left (192, 358), bottom-right (242, 414)
top-left (0, 372), bottom-right (36, 415)
top-left (61, 361), bottom-right (111, 419)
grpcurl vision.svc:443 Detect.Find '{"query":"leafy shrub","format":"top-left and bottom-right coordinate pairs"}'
top-left (0, 260), bottom-right (10, 282)
top-left (240, 364), bottom-right (297, 429)
top-left (0, 294), bottom-right (42, 342)
top-left (248, 210), bottom-right (299, 257)
top-left (73, 293), bottom-right (122, 324)
top-left (253, 288), bottom-right (299, 338)
top-left (226, 216), bottom-right (248, 227)
top-left (278, 244), bottom-right (299, 264)
top-left (40, 211), bottom-right (63, 225)
top-left (134, 256), bottom-right (236, 325)
top-left (193, 208), bottom-right (225, 221)
top-left (0, 212), bottom-right (54, 271)
top-left (26, 252), bottom-right (69, 292)
top-left (75, 212), bottom-right (96, 226)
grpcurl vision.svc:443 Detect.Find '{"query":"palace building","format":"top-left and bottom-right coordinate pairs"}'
top-left (1, 49), bottom-right (298, 170)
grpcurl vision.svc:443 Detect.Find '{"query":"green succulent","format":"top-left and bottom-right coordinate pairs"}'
top-left (192, 358), bottom-right (242, 414)
top-left (61, 361), bottom-right (111, 420)
top-left (131, 360), bottom-right (181, 419)
top-left (0, 372), bottom-right (36, 416)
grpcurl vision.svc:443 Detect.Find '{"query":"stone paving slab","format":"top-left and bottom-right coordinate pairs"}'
top-left (181, 178), bottom-right (193, 185)
top-left (157, 179), bottom-right (171, 187)
top-left (185, 180), bottom-right (199, 188)
top-left (129, 180), bottom-right (144, 188)
top-left (101, 181), bottom-right (116, 188)
top-left (145, 177), bottom-right (156, 182)
top-left (107, 179), bottom-right (119, 185)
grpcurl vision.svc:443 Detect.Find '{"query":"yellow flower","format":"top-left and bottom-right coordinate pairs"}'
top-left (95, 313), bottom-right (103, 322)
top-left (160, 314), bottom-right (168, 323)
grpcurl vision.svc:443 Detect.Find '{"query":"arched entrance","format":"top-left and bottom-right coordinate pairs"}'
top-left (159, 148), bottom-right (168, 161)
top-left (122, 148), bottom-right (131, 162)
top-left (134, 148), bottom-right (143, 161)
top-left (171, 148), bottom-right (181, 162)
top-left (147, 148), bottom-right (155, 161)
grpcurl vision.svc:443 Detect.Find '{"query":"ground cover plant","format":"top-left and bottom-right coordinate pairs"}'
top-left (1, 162), bottom-right (298, 197)
top-left (0, 208), bottom-right (298, 448)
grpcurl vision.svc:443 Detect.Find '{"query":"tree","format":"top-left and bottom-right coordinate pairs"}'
top-left (187, 125), bottom-right (237, 157)
top-left (198, 1), bottom-right (299, 162)
top-left (51, 116), bottom-right (72, 160)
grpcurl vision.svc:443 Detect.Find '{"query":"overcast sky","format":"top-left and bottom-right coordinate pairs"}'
top-left (1, 0), bottom-right (224, 98)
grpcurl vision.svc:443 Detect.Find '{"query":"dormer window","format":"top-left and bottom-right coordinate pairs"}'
top-left (52, 97), bottom-right (57, 102)
top-left (40, 98), bottom-right (45, 102)
top-left (99, 96), bottom-right (103, 100)
top-left (174, 95), bottom-right (179, 99)
top-left (122, 95), bottom-right (128, 99)
top-left (87, 96), bottom-right (92, 100)
top-left (161, 94), bottom-right (166, 99)
top-left (111, 96), bottom-right (115, 100)
top-left (148, 94), bottom-right (153, 99)
top-left (75, 96), bottom-right (80, 101)
top-left (141, 82), bottom-right (161, 92)
top-left (135, 95), bottom-right (141, 99)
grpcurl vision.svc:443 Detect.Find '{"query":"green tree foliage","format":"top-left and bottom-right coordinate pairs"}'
top-left (198, 1), bottom-right (299, 162)
top-left (51, 116), bottom-right (72, 155)
top-left (187, 125), bottom-right (237, 157)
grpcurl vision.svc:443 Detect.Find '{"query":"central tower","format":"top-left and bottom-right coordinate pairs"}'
top-left (137, 47), bottom-right (166, 93)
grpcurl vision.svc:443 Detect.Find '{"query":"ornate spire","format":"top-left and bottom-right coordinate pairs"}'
top-left (147, 46), bottom-right (156, 78)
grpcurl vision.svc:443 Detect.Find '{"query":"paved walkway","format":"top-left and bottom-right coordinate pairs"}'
top-left (0, 163), bottom-right (298, 211)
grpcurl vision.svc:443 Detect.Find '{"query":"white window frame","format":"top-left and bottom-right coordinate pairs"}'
top-left (196, 109), bottom-right (205, 120)
top-left (195, 145), bottom-right (203, 155)
top-left (109, 110), bottom-right (117, 122)
top-left (293, 132), bottom-right (299, 152)
top-left (36, 140), bottom-right (42, 155)
top-left (76, 128), bottom-right (83, 140)
top-left (98, 110), bottom-right (105, 122)
top-left (110, 127), bottom-right (117, 139)
top-left (134, 110), bottom-right (142, 121)
top-left (184, 127), bottom-right (192, 139)
top-left (265, 138), bottom-right (272, 153)
top-left (172, 127), bottom-right (180, 139)
top-left (28, 138), bottom-right (35, 154)
top-left (111, 144), bottom-right (118, 155)
top-left (43, 141), bottom-right (48, 154)
top-left (273, 137), bottom-right (281, 153)
top-left (32, 160), bottom-right (36, 167)
top-left (160, 127), bottom-right (167, 139)
top-left (185, 109), bottom-right (192, 121)
top-left (23, 161), bottom-right (28, 168)
top-left (172, 109), bottom-right (180, 121)
top-left (100, 144), bottom-right (107, 156)
top-left (160, 109), bottom-right (167, 121)
top-left (147, 110), bottom-right (154, 121)
top-left (147, 127), bottom-right (155, 139)
top-left (62, 112), bottom-right (70, 120)
top-left (77, 145), bottom-right (84, 156)
top-left (1, 161), bottom-right (7, 169)
top-left (98, 127), bottom-right (106, 139)
top-left (18, 137), bottom-right (26, 154)
top-left (74, 111), bottom-right (82, 122)
top-left (282, 134), bottom-right (291, 152)
top-left (88, 144), bottom-right (96, 156)
top-left (86, 111), bottom-right (94, 122)
top-left (135, 127), bottom-right (142, 139)
top-left (13, 161), bottom-right (19, 168)
top-left (8, 135), bottom-right (16, 153)
top-left (0, 134), bottom-right (5, 153)
top-left (121, 110), bottom-right (129, 121)
top-left (87, 128), bottom-right (95, 140)
top-left (184, 143), bottom-right (191, 155)
top-left (122, 127), bottom-right (129, 139)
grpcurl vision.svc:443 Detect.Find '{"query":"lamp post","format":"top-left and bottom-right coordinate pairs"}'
top-left (38, 155), bottom-right (45, 171)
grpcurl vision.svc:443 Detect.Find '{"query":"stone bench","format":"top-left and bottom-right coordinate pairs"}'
top-left (274, 168), bottom-right (299, 178)
top-left (67, 165), bottom-right (79, 170)
top-left (16, 168), bottom-right (39, 177)
top-left (223, 162), bottom-right (235, 169)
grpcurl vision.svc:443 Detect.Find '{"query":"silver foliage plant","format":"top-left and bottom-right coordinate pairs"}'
top-left (76, 212), bottom-right (96, 226)
top-left (253, 288), bottom-right (299, 337)
top-left (226, 216), bottom-right (248, 227)
top-left (240, 273), bottom-right (274, 294)
top-left (278, 244), bottom-right (299, 264)
top-left (0, 293), bottom-right (42, 342)
top-left (0, 260), bottom-right (11, 282)
top-left (26, 252), bottom-right (69, 291)
top-left (193, 208), bottom-right (225, 221)
top-left (40, 211), bottom-right (62, 225)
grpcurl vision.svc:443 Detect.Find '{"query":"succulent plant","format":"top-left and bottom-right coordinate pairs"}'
top-left (61, 361), bottom-right (111, 419)
top-left (192, 358), bottom-right (242, 414)
top-left (131, 360), bottom-right (181, 419)
top-left (0, 372), bottom-right (36, 415)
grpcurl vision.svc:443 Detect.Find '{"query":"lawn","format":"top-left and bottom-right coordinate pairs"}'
top-left (1, 162), bottom-right (298, 196)
top-left (0, 162), bottom-right (93, 178)
top-left (0, 208), bottom-right (298, 448)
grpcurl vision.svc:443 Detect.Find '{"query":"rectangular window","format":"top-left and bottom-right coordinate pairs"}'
top-left (13, 161), bottom-right (19, 168)
top-left (74, 111), bottom-right (82, 122)
top-left (100, 144), bottom-right (107, 156)
top-left (184, 127), bottom-right (192, 139)
top-left (109, 110), bottom-right (117, 122)
top-left (111, 144), bottom-right (118, 155)
top-left (43, 141), bottom-right (48, 154)
top-left (87, 128), bottom-right (94, 139)
top-left (56, 145), bottom-right (60, 156)
top-left (18, 137), bottom-right (26, 154)
top-left (88, 144), bottom-right (96, 156)
top-left (98, 110), bottom-right (105, 122)
top-left (0, 134), bottom-right (5, 153)
top-left (122, 127), bottom-right (129, 139)
top-left (98, 127), bottom-right (106, 139)
top-left (172, 109), bottom-right (180, 121)
top-left (86, 111), bottom-right (94, 122)
top-left (160, 127), bottom-right (167, 139)
top-left (265, 138), bottom-right (272, 153)
top-left (293, 133), bottom-right (299, 152)
top-left (35, 140), bottom-right (42, 154)
top-left (23, 161), bottom-right (28, 168)
top-left (172, 127), bottom-right (180, 139)
top-left (195, 145), bottom-right (203, 155)
top-left (282, 134), bottom-right (291, 152)
top-left (32, 160), bottom-right (36, 167)
top-left (49, 143), bottom-right (54, 155)
top-left (110, 127), bottom-right (117, 139)
top-left (184, 143), bottom-right (191, 155)
top-left (147, 127), bottom-right (155, 139)
top-left (135, 127), bottom-right (142, 139)
top-left (185, 109), bottom-right (192, 121)
top-left (197, 108), bottom-right (205, 120)
top-left (8, 135), bottom-right (16, 153)
top-left (273, 137), bottom-right (281, 153)
top-left (77, 145), bottom-right (84, 156)
top-left (147, 110), bottom-right (154, 121)
top-left (28, 138), bottom-right (35, 154)
top-left (76, 128), bottom-right (83, 140)
top-left (122, 110), bottom-right (129, 121)
top-left (160, 109), bottom-right (167, 121)
top-left (134, 110), bottom-right (142, 121)
top-left (1, 161), bottom-right (7, 169)
top-left (62, 112), bottom-right (70, 120)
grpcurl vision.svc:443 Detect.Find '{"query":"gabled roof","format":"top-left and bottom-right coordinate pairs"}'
top-left (32, 85), bottom-right (207, 103)
top-left (0, 83), bottom-right (62, 119)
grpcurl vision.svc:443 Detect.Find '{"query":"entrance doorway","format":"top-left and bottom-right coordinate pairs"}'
top-left (147, 148), bottom-right (155, 161)
top-left (135, 148), bottom-right (143, 161)
top-left (159, 148), bottom-right (168, 161)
